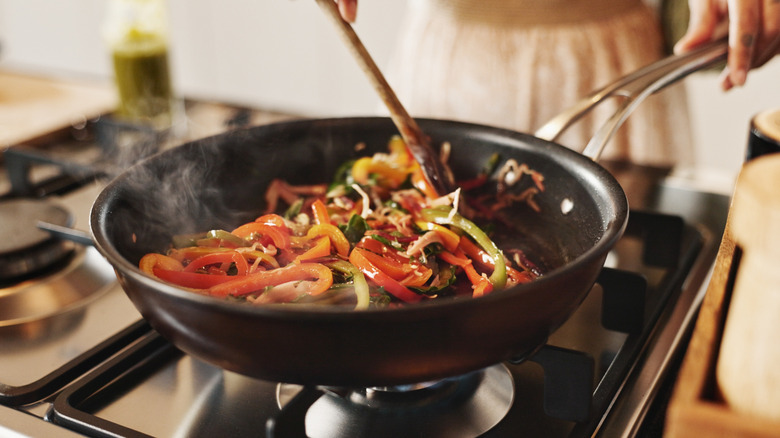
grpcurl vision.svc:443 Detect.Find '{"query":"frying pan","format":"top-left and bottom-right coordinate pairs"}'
top-left (90, 40), bottom-right (726, 387)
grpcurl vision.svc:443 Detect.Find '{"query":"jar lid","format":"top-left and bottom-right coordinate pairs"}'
top-left (753, 108), bottom-right (780, 143)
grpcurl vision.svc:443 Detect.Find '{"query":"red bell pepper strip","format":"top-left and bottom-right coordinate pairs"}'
top-left (439, 249), bottom-right (494, 297)
top-left (140, 253), bottom-right (237, 289)
top-left (458, 237), bottom-right (496, 270)
top-left (507, 266), bottom-right (535, 286)
top-left (471, 277), bottom-right (492, 298)
top-left (183, 251), bottom-right (250, 275)
top-left (207, 263), bottom-right (333, 298)
top-left (421, 206), bottom-right (506, 289)
top-left (398, 266), bottom-right (433, 287)
top-left (254, 213), bottom-right (290, 230)
top-left (356, 237), bottom-right (431, 286)
top-left (357, 236), bottom-right (409, 264)
top-left (231, 222), bottom-right (291, 249)
top-left (153, 268), bottom-right (239, 289)
top-left (458, 238), bottom-right (535, 287)
top-left (349, 247), bottom-right (422, 303)
top-left (353, 245), bottom-right (411, 280)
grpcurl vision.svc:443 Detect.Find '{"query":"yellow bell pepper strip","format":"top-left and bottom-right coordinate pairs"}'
top-left (207, 263), bottom-right (333, 298)
top-left (387, 135), bottom-right (413, 166)
top-left (183, 251), bottom-right (250, 275)
top-left (383, 135), bottom-right (440, 198)
top-left (139, 253), bottom-right (184, 275)
top-left (351, 157), bottom-right (409, 189)
top-left (349, 247), bottom-right (422, 303)
top-left (420, 206), bottom-right (507, 290)
top-left (294, 236), bottom-right (331, 263)
top-left (414, 220), bottom-right (461, 252)
top-left (326, 260), bottom-right (370, 310)
top-left (311, 199), bottom-right (331, 225)
top-left (410, 163), bottom-right (440, 199)
top-left (398, 266), bottom-right (433, 288)
top-left (231, 222), bottom-right (291, 250)
top-left (306, 223), bottom-right (350, 258)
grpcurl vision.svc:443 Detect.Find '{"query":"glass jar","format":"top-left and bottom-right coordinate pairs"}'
top-left (103, 0), bottom-right (176, 130)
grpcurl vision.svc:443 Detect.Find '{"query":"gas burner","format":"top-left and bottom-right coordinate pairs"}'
top-left (0, 198), bottom-right (73, 281)
top-left (0, 242), bottom-right (118, 341)
top-left (276, 364), bottom-right (514, 438)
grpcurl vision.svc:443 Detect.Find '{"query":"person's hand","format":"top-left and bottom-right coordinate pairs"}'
top-left (675, 0), bottom-right (780, 90)
top-left (336, 0), bottom-right (358, 22)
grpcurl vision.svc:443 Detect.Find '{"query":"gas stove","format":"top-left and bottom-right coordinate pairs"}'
top-left (0, 106), bottom-right (730, 437)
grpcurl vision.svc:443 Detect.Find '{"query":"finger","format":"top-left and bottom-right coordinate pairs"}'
top-left (753, 0), bottom-right (780, 66)
top-left (718, 65), bottom-right (736, 90)
top-left (726, 0), bottom-right (761, 87)
top-left (675, 0), bottom-right (726, 53)
top-left (337, 0), bottom-right (358, 22)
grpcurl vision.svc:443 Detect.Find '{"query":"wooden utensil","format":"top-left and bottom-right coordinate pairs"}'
top-left (314, 0), bottom-right (452, 196)
top-left (717, 153), bottom-right (780, 422)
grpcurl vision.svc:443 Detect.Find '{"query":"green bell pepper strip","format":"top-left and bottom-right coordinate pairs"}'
top-left (204, 229), bottom-right (248, 247)
top-left (325, 260), bottom-right (370, 310)
top-left (420, 206), bottom-right (507, 290)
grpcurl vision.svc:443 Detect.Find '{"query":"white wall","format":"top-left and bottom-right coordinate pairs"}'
top-left (685, 62), bottom-right (780, 183)
top-left (0, 0), bottom-right (407, 115)
top-left (1, 0), bottom-right (779, 185)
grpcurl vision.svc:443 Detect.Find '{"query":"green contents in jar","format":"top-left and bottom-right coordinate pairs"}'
top-left (112, 39), bottom-right (174, 128)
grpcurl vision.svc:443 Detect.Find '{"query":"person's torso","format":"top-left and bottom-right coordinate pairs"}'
top-left (427, 0), bottom-right (643, 25)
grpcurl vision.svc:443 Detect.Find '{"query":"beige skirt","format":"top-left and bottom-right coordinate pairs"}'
top-left (386, 0), bottom-right (693, 167)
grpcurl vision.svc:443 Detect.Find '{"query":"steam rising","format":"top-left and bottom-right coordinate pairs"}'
top-left (102, 127), bottom-right (273, 259)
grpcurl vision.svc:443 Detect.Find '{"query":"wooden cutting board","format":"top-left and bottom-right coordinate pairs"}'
top-left (0, 70), bottom-right (117, 147)
top-left (665, 154), bottom-right (780, 437)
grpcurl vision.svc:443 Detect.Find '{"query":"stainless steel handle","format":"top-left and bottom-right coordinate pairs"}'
top-left (534, 39), bottom-right (728, 161)
top-left (37, 221), bottom-right (95, 247)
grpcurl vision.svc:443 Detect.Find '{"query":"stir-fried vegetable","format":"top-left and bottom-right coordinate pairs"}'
top-left (138, 136), bottom-right (542, 309)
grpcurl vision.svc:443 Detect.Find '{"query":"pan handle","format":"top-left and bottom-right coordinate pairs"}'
top-left (534, 38), bottom-right (728, 161)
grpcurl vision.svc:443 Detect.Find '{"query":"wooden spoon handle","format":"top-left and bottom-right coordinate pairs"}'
top-left (314, 0), bottom-right (419, 141)
top-left (314, 0), bottom-right (451, 196)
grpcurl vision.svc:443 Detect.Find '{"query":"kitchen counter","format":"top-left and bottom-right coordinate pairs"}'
top-left (0, 69), bottom-right (300, 151)
top-left (0, 70), bottom-right (117, 148)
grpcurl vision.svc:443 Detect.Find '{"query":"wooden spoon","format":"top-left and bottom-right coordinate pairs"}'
top-left (314, 0), bottom-right (452, 197)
